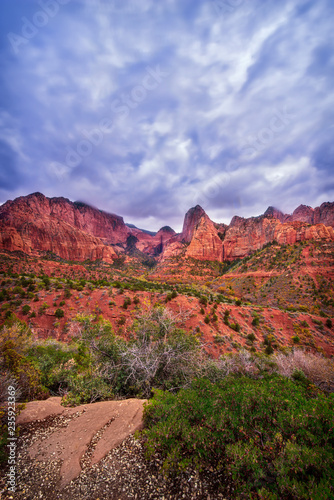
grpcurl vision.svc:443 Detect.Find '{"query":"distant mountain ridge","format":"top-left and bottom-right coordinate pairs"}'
top-left (0, 192), bottom-right (333, 263)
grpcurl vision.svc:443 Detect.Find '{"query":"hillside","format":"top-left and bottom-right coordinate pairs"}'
top-left (0, 237), bottom-right (333, 357)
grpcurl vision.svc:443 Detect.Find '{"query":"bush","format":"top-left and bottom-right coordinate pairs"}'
top-left (22, 305), bottom-right (31, 315)
top-left (0, 324), bottom-right (48, 401)
top-left (123, 297), bottom-right (131, 309)
top-left (223, 310), bottom-right (230, 325)
top-left (143, 375), bottom-right (334, 498)
top-left (64, 308), bottom-right (204, 401)
top-left (55, 308), bottom-right (64, 319)
top-left (204, 315), bottom-right (210, 324)
top-left (252, 316), bottom-right (260, 327)
top-left (274, 350), bottom-right (334, 393)
top-left (326, 318), bottom-right (333, 329)
top-left (25, 339), bottom-right (76, 393)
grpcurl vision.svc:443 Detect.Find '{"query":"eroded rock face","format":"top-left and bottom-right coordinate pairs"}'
top-left (181, 205), bottom-right (206, 243)
top-left (165, 202), bottom-right (334, 262)
top-left (0, 193), bottom-right (333, 263)
top-left (0, 193), bottom-right (121, 262)
top-left (0, 193), bottom-right (175, 262)
top-left (291, 204), bottom-right (315, 223)
top-left (185, 212), bottom-right (223, 261)
top-left (133, 226), bottom-right (176, 255)
top-left (222, 217), bottom-right (334, 260)
top-left (314, 202), bottom-right (334, 227)
top-left (263, 206), bottom-right (286, 222)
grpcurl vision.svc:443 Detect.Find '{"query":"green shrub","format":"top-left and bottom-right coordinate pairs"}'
top-left (0, 324), bottom-right (48, 401)
top-left (143, 375), bottom-right (334, 498)
top-left (223, 309), bottom-right (230, 325)
top-left (55, 308), bottom-right (64, 318)
top-left (22, 305), bottom-right (31, 315)
top-left (122, 297), bottom-right (131, 309)
top-left (326, 318), bottom-right (332, 329)
top-left (199, 297), bottom-right (208, 307)
top-left (204, 315), bottom-right (210, 324)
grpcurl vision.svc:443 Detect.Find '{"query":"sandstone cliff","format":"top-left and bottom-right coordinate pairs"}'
top-left (0, 193), bottom-right (174, 262)
top-left (163, 202), bottom-right (334, 262)
top-left (0, 193), bottom-right (333, 264)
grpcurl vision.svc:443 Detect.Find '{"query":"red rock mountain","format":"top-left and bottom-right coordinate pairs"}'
top-left (176, 202), bottom-right (334, 261)
top-left (0, 193), bottom-right (174, 262)
top-left (0, 193), bottom-right (333, 263)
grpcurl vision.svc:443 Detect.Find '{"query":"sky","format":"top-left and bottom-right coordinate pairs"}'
top-left (0, 0), bottom-right (333, 232)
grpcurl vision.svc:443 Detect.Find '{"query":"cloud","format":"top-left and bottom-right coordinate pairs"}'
top-left (0, 0), bottom-right (333, 230)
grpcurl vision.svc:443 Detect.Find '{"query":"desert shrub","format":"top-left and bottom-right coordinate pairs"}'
top-left (55, 308), bottom-right (64, 318)
top-left (274, 350), bottom-right (334, 393)
top-left (252, 316), bottom-right (260, 327)
top-left (247, 332), bottom-right (256, 342)
top-left (199, 297), bottom-right (208, 307)
top-left (26, 340), bottom-right (76, 393)
top-left (143, 375), bottom-right (334, 498)
top-left (122, 297), bottom-right (131, 309)
top-left (22, 304), bottom-right (31, 315)
top-left (0, 323), bottom-right (48, 401)
top-left (38, 302), bottom-right (49, 315)
top-left (62, 373), bottom-right (113, 406)
top-left (63, 308), bottom-right (204, 402)
top-left (223, 309), bottom-right (230, 325)
top-left (118, 316), bottom-right (126, 326)
top-left (204, 315), bottom-right (210, 324)
top-left (326, 318), bottom-right (333, 329)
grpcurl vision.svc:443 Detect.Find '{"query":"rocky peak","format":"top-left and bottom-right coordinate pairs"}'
top-left (181, 205), bottom-right (206, 243)
top-left (157, 226), bottom-right (175, 235)
top-left (264, 206), bottom-right (285, 222)
top-left (314, 202), bottom-right (334, 227)
top-left (229, 215), bottom-right (245, 228)
top-left (292, 204), bottom-right (314, 224)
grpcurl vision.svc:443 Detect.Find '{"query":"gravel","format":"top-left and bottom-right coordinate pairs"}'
top-left (0, 411), bottom-right (233, 500)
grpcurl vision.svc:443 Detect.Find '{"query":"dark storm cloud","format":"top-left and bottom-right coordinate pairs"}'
top-left (0, 0), bottom-right (333, 230)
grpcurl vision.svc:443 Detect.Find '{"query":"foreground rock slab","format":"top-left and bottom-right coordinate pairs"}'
top-left (17, 397), bottom-right (146, 488)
